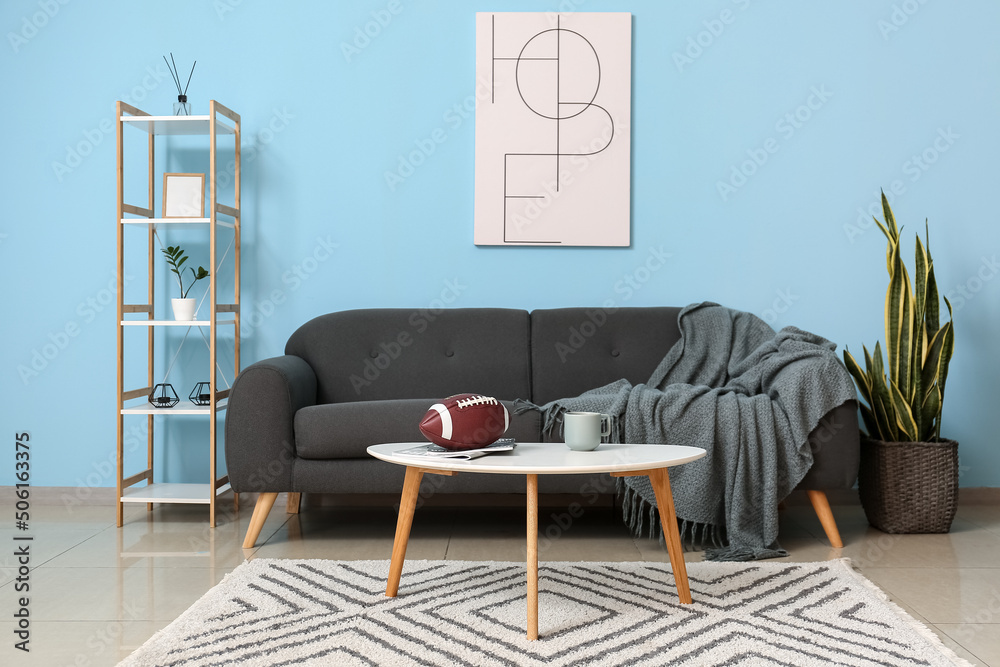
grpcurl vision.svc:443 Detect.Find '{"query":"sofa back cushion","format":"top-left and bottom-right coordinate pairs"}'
top-left (530, 307), bottom-right (683, 404)
top-left (286, 308), bottom-right (532, 404)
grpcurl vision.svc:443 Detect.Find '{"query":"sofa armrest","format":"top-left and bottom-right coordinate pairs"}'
top-left (797, 400), bottom-right (861, 490)
top-left (225, 355), bottom-right (317, 493)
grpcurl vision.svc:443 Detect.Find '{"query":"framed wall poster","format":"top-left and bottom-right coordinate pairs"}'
top-left (162, 173), bottom-right (205, 218)
top-left (474, 12), bottom-right (632, 246)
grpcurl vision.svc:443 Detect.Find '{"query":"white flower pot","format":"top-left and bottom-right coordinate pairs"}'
top-left (171, 298), bottom-right (197, 321)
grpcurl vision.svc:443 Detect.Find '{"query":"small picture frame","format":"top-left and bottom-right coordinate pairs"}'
top-left (162, 173), bottom-right (205, 218)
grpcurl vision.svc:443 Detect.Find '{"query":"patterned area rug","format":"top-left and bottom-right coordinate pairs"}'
top-left (120, 558), bottom-right (970, 667)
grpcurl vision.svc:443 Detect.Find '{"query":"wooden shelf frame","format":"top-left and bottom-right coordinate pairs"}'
top-left (116, 100), bottom-right (241, 528)
top-left (121, 481), bottom-right (232, 504)
top-left (119, 319), bottom-right (237, 327)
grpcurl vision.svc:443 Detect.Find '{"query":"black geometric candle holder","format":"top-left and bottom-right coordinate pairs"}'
top-left (149, 383), bottom-right (179, 409)
top-left (189, 382), bottom-right (212, 406)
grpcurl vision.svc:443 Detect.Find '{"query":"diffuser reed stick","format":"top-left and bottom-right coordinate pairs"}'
top-left (164, 53), bottom-right (196, 115)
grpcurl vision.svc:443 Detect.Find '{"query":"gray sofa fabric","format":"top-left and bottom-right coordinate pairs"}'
top-left (293, 399), bottom-right (541, 461)
top-left (225, 307), bottom-right (860, 497)
top-left (291, 458), bottom-right (613, 496)
top-left (225, 355), bottom-right (316, 493)
top-left (797, 401), bottom-right (861, 489)
top-left (284, 308), bottom-right (532, 404)
top-left (530, 307), bottom-right (683, 403)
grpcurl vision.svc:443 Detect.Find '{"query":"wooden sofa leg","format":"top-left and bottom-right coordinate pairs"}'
top-left (242, 492), bottom-right (278, 549)
top-left (806, 490), bottom-right (844, 548)
top-left (287, 492), bottom-right (301, 514)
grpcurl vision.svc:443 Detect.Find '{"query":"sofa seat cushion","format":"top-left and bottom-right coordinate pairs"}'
top-left (294, 399), bottom-right (542, 460)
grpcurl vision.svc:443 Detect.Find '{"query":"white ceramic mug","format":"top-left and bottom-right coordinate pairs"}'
top-left (563, 411), bottom-right (611, 451)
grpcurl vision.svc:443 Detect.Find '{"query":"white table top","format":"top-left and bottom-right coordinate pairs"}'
top-left (367, 442), bottom-right (706, 475)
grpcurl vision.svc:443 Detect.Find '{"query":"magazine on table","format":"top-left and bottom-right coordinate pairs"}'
top-left (394, 438), bottom-right (517, 460)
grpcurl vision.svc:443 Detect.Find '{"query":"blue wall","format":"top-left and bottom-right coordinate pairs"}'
top-left (2, 0), bottom-right (999, 488)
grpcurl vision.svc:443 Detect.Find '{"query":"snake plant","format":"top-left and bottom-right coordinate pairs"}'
top-left (843, 192), bottom-right (954, 443)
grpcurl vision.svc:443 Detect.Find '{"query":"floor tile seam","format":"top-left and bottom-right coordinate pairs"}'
top-left (0, 619), bottom-right (168, 625)
top-left (0, 525), bottom-right (115, 534)
top-left (786, 524), bottom-right (828, 542)
top-left (24, 565), bottom-right (240, 574)
top-left (954, 515), bottom-right (1000, 531)
top-left (30, 615), bottom-right (199, 623)
top-left (903, 534), bottom-right (1000, 545)
top-left (24, 531), bottom-right (109, 572)
top-left (254, 513), bottom-right (296, 548)
top-left (776, 535), bottom-right (822, 542)
top-left (929, 623), bottom-right (991, 666)
top-left (865, 586), bottom-right (999, 628)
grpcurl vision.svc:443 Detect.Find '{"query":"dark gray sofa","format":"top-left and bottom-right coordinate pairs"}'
top-left (226, 307), bottom-right (859, 548)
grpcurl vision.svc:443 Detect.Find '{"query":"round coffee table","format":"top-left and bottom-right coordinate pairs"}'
top-left (367, 442), bottom-right (706, 640)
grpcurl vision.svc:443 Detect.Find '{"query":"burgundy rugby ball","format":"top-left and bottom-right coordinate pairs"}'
top-left (418, 394), bottom-right (510, 451)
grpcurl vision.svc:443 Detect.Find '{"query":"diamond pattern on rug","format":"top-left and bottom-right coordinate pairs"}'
top-left (118, 558), bottom-right (972, 667)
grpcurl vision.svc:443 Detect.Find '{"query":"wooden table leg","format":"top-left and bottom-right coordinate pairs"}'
top-left (649, 468), bottom-right (692, 604)
top-left (526, 473), bottom-right (539, 640)
top-left (386, 467), bottom-right (424, 597)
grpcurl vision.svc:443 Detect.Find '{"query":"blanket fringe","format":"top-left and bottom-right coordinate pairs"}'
top-left (618, 481), bottom-right (725, 552)
top-left (513, 399), bottom-right (565, 440)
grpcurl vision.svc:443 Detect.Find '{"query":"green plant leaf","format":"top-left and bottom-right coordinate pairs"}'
top-left (876, 191), bottom-right (900, 274)
top-left (881, 190), bottom-right (899, 238)
top-left (935, 301), bottom-right (955, 440)
top-left (872, 390), bottom-right (897, 442)
top-left (843, 348), bottom-right (873, 407)
top-left (874, 217), bottom-right (893, 273)
top-left (844, 200), bottom-right (952, 443)
top-left (912, 233), bottom-right (929, 431)
top-left (920, 381), bottom-right (941, 442)
top-left (889, 380), bottom-right (918, 441)
top-left (884, 237), bottom-right (914, 398)
top-left (858, 403), bottom-right (878, 438)
top-left (924, 223), bottom-right (940, 335)
top-left (861, 345), bottom-right (875, 391)
top-left (161, 244), bottom-right (196, 297)
top-left (921, 324), bottom-right (949, 399)
top-left (869, 343), bottom-right (898, 441)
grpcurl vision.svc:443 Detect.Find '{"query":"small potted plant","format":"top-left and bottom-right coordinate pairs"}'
top-left (162, 245), bottom-right (209, 321)
top-left (843, 192), bottom-right (957, 533)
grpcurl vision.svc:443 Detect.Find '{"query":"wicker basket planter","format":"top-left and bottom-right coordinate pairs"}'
top-left (858, 437), bottom-right (959, 534)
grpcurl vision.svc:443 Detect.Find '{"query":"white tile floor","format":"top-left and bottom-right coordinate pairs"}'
top-left (1, 495), bottom-right (997, 666)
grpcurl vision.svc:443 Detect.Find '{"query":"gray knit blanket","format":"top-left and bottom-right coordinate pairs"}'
top-left (515, 302), bottom-right (857, 561)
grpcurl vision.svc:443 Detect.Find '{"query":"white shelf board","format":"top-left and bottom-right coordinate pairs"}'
top-left (121, 217), bottom-right (235, 229)
top-left (121, 482), bottom-right (231, 504)
top-left (122, 399), bottom-right (228, 415)
top-left (120, 319), bottom-right (236, 326)
top-left (121, 115), bottom-right (236, 136)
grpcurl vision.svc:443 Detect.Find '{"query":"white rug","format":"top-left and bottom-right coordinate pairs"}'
top-left (120, 558), bottom-right (971, 666)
